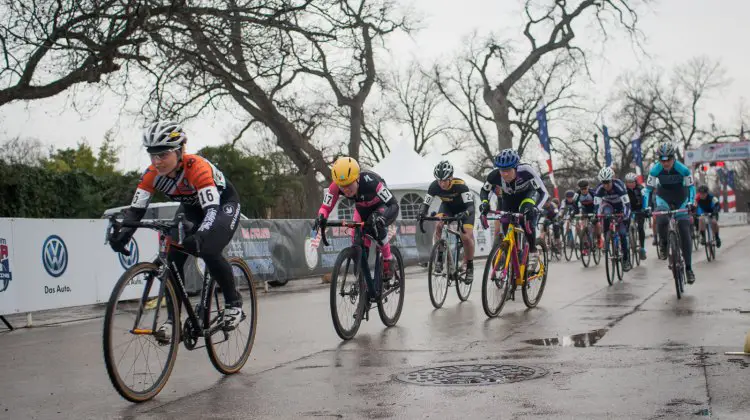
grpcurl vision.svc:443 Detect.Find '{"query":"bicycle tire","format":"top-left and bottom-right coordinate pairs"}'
top-left (668, 231), bottom-right (684, 299)
top-left (579, 228), bottom-right (591, 267)
top-left (481, 244), bottom-right (512, 318)
top-left (563, 229), bottom-right (574, 261)
top-left (691, 224), bottom-right (700, 251)
top-left (615, 235), bottom-right (623, 281)
top-left (704, 223), bottom-right (714, 262)
top-left (103, 262), bottom-right (180, 403)
top-left (427, 240), bottom-right (449, 309)
top-left (454, 244), bottom-right (472, 302)
top-left (330, 247), bottom-right (366, 340)
top-left (630, 225), bottom-right (641, 267)
top-left (205, 257), bottom-right (258, 375)
top-left (603, 232), bottom-right (614, 285)
top-left (522, 243), bottom-right (548, 308)
top-left (378, 246), bottom-right (405, 327)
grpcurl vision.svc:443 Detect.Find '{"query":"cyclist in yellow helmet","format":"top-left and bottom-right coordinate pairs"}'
top-left (315, 157), bottom-right (400, 279)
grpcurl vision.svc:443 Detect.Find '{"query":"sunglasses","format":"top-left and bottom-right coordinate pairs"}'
top-left (149, 150), bottom-right (175, 161)
top-left (602, 180), bottom-right (612, 184)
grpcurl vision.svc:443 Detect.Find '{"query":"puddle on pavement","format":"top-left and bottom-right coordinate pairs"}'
top-left (523, 329), bottom-right (608, 348)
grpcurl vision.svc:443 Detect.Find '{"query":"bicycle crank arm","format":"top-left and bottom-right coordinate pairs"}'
top-left (131, 329), bottom-right (154, 335)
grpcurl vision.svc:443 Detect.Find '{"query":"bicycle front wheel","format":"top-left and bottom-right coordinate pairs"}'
top-left (615, 236), bottom-right (623, 281)
top-left (522, 243), bottom-right (548, 308)
top-left (579, 229), bottom-right (591, 267)
top-left (427, 240), bottom-right (449, 309)
top-left (563, 230), bottom-right (574, 261)
top-left (330, 247), bottom-right (366, 340)
top-left (592, 234), bottom-right (602, 266)
top-left (691, 224), bottom-right (700, 251)
top-left (455, 244), bottom-right (472, 302)
top-left (205, 257), bottom-right (258, 375)
top-left (481, 244), bottom-right (512, 317)
top-left (378, 246), bottom-right (405, 327)
top-left (604, 232), bottom-right (614, 286)
top-left (668, 231), bottom-right (685, 299)
top-left (631, 226), bottom-right (641, 267)
top-left (103, 262), bottom-right (180, 403)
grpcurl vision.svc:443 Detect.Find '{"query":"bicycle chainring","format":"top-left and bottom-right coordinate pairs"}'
top-left (182, 318), bottom-right (199, 350)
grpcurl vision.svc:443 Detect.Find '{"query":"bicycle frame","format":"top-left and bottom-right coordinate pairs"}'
top-left (319, 220), bottom-right (393, 302)
top-left (483, 211), bottom-right (541, 286)
top-left (420, 215), bottom-right (466, 279)
top-left (106, 216), bottom-right (223, 343)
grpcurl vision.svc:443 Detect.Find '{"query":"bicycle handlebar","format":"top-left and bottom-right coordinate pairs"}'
top-left (418, 214), bottom-right (466, 234)
top-left (651, 208), bottom-right (689, 216)
top-left (479, 210), bottom-right (528, 231)
top-left (105, 215), bottom-right (195, 254)
top-left (315, 219), bottom-right (368, 248)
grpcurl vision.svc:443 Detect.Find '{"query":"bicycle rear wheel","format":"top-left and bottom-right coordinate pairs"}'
top-left (427, 240), bottom-right (449, 309)
top-left (668, 231), bottom-right (685, 299)
top-left (103, 262), bottom-right (179, 403)
top-left (205, 258), bottom-right (258, 375)
top-left (330, 247), bottom-right (366, 340)
top-left (481, 244), bottom-right (512, 318)
top-left (454, 244), bottom-right (472, 302)
top-left (378, 246), bottom-right (405, 327)
top-left (579, 229), bottom-right (591, 267)
top-left (522, 243), bottom-right (548, 308)
top-left (604, 232), bottom-right (614, 285)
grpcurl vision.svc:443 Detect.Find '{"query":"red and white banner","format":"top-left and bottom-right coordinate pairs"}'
top-left (718, 187), bottom-right (737, 212)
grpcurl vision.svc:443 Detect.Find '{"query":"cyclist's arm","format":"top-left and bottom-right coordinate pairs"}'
top-left (375, 182), bottom-right (399, 224)
top-left (318, 183), bottom-right (341, 219)
top-left (675, 162), bottom-right (695, 208)
top-left (528, 168), bottom-right (549, 210)
top-left (420, 181), bottom-right (440, 217)
top-left (644, 165), bottom-right (660, 208)
top-left (479, 169), bottom-right (501, 204)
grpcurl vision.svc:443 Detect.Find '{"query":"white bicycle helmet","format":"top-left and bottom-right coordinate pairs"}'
top-left (434, 160), bottom-right (454, 180)
top-left (598, 166), bottom-right (615, 182)
top-left (624, 172), bottom-right (637, 182)
top-left (142, 121), bottom-right (186, 152)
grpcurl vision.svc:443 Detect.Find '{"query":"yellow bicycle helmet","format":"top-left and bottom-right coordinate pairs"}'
top-left (331, 156), bottom-right (360, 187)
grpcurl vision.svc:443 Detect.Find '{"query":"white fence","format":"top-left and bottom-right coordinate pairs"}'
top-left (0, 213), bottom-right (747, 317)
top-left (0, 219), bottom-right (159, 315)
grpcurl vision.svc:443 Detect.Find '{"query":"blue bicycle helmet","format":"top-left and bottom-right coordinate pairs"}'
top-left (494, 148), bottom-right (520, 169)
top-left (565, 189), bottom-right (575, 198)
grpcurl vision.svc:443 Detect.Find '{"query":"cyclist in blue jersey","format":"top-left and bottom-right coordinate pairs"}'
top-left (694, 185), bottom-right (721, 248)
top-left (594, 167), bottom-right (632, 271)
top-left (644, 141), bottom-right (697, 283)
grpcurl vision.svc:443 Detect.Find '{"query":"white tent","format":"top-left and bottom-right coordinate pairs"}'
top-left (371, 141), bottom-right (484, 193)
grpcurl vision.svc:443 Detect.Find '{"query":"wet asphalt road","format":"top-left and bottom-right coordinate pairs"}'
top-left (2, 227), bottom-right (750, 420)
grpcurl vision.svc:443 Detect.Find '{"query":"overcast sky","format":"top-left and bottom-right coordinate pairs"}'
top-left (0, 0), bottom-right (745, 172)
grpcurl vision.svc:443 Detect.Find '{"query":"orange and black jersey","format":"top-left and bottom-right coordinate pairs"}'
top-left (420, 178), bottom-right (474, 216)
top-left (131, 154), bottom-right (238, 211)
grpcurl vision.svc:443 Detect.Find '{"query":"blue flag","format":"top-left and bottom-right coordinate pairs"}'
top-left (631, 136), bottom-right (642, 168)
top-left (603, 125), bottom-right (612, 167)
top-left (536, 107), bottom-right (551, 154)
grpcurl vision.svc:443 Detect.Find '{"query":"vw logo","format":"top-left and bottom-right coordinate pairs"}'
top-left (118, 238), bottom-right (140, 270)
top-left (42, 235), bottom-right (68, 278)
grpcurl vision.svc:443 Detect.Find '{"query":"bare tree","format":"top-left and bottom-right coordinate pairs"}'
top-left (388, 62), bottom-right (460, 155)
top-left (141, 1), bottom-right (407, 213)
top-left (478, 0), bottom-right (642, 151)
top-left (0, 136), bottom-right (51, 164)
top-left (0, 0), bottom-right (153, 107)
top-left (437, 49), bottom-right (583, 176)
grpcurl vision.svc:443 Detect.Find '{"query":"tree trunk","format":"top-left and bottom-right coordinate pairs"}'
top-left (484, 87), bottom-right (513, 151)
top-left (348, 105), bottom-right (363, 160)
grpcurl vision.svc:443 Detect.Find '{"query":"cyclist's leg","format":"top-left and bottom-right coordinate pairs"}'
top-left (460, 206), bottom-right (475, 264)
top-left (193, 202), bottom-right (242, 307)
top-left (676, 217), bottom-right (693, 271)
top-left (434, 202), bottom-right (449, 242)
top-left (636, 214), bottom-right (646, 249)
top-left (619, 215), bottom-right (630, 262)
top-left (654, 197), bottom-right (670, 250)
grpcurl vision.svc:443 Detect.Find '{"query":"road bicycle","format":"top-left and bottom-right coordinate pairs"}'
top-left (317, 219), bottom-right (405, 340)
top-left (690, 213), bottom-right (700, 251)
top-left (561, 215), bottom-right (578, 262)
top-left (540, 218), bottom-right (563, 262)
top-left (652, 209), bottom-right (689, 299)
top-left (575, 214), bottom-right (600, 268)
top-left (598, 213), bottom-right (626, 285)
top-left (480, 210), bottom-right (548, 318)
top-left (629, 212), bottom-right (645, 267)
top-left (419, 213), bottom-right (472, 309)
top-left (103, 215), bottom-right (257, 402)
top-left (699, 213), bottom-right (717, 262)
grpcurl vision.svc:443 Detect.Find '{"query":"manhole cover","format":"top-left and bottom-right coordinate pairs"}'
top-left (395, 363), bottom-right (548, 386)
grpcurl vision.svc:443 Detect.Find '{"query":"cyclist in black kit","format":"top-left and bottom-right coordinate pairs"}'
top-left (418, 161), bottom-right (476, 282)
top-left (479, 149), bottom-right (549, 273)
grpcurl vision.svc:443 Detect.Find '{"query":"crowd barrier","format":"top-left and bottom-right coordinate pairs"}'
top-left (0, 217), bottom-right (498, 317)
top-left (0, 213), bottom-right (744, 318)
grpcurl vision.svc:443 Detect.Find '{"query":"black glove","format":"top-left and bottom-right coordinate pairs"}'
top-left (108, 227), bottom-right (134, 256)
top-left (523, 206), bottom-right (537, 221)
top-left (417, 212), bottom-right (425, 222)
top-left (368, 213), bottom-right (388, 241)
top-left (313, 214), bottom-right (327, 231)
top-left (479, 200), bottom-right (490, 215)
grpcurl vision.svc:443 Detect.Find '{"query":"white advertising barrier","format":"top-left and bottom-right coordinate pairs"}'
top-left (684, 141), bottom-right (750, 166)
top-left (0, 218), bottom-right (159, 315)
top-left (718, 212), bottom-right (748, 226)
